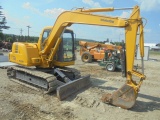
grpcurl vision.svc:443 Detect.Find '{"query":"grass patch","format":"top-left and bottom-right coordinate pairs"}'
top-left (149, 51), bottom-right (160, 55)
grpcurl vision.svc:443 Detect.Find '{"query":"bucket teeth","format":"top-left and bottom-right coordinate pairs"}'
top-left (101, 83), bottom-right (138, 109)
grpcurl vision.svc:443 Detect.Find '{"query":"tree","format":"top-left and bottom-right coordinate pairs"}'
top-left (0, 32), bottom-right (4, 40)
top-left (0, 6), bottom-right (10, 31)
top-left (0, 40), bottom-right (4, 48)
top-left (6, 36), bottom-right (12, 42)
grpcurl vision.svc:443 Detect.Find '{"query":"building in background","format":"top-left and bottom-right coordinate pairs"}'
top-left (144, 43), bottom-right (160, 51)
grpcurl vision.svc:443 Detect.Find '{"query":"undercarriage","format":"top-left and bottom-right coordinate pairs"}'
top-left (7, 66), bottom-right (90, 100)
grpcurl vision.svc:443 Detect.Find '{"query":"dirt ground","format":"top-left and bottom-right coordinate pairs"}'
top-left (0, 51), bottom-right (160, 120)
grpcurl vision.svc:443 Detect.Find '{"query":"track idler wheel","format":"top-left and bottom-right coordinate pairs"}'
top-left (101, 83), bottom-right (138, 109)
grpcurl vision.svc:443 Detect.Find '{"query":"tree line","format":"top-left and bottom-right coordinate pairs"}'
top-left (0, 33), bottom-right (39, 49)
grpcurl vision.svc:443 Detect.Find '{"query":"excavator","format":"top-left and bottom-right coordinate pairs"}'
top-left (7, 5), bottom-right (146, 109)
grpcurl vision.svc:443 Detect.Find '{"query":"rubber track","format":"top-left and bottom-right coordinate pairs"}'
top-left (7, 66), bottom-right (58, 93)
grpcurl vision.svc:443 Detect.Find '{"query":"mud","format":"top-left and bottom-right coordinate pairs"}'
top-left (0, 52), bottom-right (160, 120)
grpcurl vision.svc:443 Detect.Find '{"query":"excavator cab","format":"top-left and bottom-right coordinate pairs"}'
top-left (55, 29), bottom-right (75, 63)
top-left (38, 27), bottom-right (76, 67)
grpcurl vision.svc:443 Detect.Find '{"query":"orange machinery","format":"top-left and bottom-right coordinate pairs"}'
top-left (79, 41), bottom-right (122, 63)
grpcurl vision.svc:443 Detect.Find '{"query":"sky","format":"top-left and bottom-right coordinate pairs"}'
top-left (1, 0), bottom-right (160, 43)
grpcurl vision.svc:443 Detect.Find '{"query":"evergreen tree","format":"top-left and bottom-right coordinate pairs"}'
top-left (0, 6), bottom-right (10, 31)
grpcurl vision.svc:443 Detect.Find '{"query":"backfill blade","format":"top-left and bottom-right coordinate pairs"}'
top-left (57, 75), bottom-right (90, 100)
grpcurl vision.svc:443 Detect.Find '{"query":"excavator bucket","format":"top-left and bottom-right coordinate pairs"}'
top-left (57, 75), bottom-right (91, 100)
top-left (101, 83), bottom-right (138, 109)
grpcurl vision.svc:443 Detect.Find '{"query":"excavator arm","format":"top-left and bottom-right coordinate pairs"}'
top-left (101, 6), bottom-right (146, 109)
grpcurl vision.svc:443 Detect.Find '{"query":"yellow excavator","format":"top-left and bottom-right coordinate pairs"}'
top-left (7, 5), bottom-right (145, 109)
